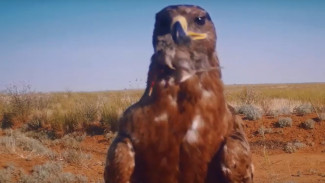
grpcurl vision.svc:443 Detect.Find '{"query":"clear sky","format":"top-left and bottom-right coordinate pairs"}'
top-left (0, 0), bottom-right (324, 92)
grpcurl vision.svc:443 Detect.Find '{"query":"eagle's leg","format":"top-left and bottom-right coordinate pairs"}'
top-left (104, 134), bottom-right (135, 183)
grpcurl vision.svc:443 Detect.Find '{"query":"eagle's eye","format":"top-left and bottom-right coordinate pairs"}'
top-left (194, 16), bottom-right (206, 26)
top-left (159, 17), bottom-right (170, 28)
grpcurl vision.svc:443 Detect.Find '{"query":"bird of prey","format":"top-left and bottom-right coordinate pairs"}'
top-left (104, 5), bottom-right (254, 183)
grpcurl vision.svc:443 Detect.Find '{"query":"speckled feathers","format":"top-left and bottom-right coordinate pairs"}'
top-left (104, 5), bottom-right (253, 183)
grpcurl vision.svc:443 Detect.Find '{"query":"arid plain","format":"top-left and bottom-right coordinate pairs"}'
top-left (0, 83), bottom-right (324, 182)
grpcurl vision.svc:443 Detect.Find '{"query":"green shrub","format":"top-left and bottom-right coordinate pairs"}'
top-left (277, 117), bottom-right (293, 128)
top-left (301, 119), bottom-right (315, 129)
top-left (294, 104), bottom-right (313, 115)
top-left (237, 104), bottom-right (262, 120)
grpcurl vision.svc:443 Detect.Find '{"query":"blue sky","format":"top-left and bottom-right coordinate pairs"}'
top-left (0, 1), bottom-right (324, 92)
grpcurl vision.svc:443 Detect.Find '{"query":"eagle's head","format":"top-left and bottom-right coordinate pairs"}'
top-left (150, 5), bottom-right (219, 84)
top-left (153, 5), bottom-right (216, 52)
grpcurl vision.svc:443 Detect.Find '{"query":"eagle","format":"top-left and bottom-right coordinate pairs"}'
top-left (104, 5), bottom-right (254, 183)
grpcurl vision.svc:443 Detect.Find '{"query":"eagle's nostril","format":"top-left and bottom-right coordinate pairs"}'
top-left (171, 21), bottom-right (191, 45)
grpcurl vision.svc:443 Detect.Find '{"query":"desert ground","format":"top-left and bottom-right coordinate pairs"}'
top-left (0, 83), bottom-right (325, 183)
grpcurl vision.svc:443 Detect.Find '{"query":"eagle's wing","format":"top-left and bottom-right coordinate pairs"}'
top-left (220, 116), bottom-right (254, 183)
top-left (206, 114), bottom-right (254, 183)
top-left (104, 134), bottom-right (135, 183)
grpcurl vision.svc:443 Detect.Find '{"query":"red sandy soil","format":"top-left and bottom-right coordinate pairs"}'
top-left (1, 113), bottom-right (325, 182)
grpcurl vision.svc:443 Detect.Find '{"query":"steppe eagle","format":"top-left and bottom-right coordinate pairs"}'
top-left (104, 5), bottom-right (254, 183)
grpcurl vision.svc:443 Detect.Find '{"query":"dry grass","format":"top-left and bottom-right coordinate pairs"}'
top-left (225, 83), bottom-right (325, 105)
top-left (224, 83), bottom-right (325, 183)
top-left (0, 83), bottom-right (324, 135)
top-left (226, 83), bottom-right (325, 118)
top-left (0, 159), bottom-right (89, 182)
top-left (0, 85), bottom-right (142, 135)
top-left (20, 162), bottom-right (88, 183)
top-left (0, 164), bottom-right (16, 183)
top-left (62, 149), bottom-right (91, 165)
top-left (0, 129), bottom-right (57, 159)
top-left (0, 83), bottom-right (324, 182)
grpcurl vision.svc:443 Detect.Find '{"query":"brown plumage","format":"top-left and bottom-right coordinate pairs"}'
top-left (104, 5), bottom-right (253, 183)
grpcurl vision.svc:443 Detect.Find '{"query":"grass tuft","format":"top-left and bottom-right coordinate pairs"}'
top-left (301, 119), bottom-right (315, 130)
top-left (284, 143), bottom-right (297, 153)
top-left (276, 117), bottom-right (293, 128)
top-left (257, 126), bottom-right (273, 135)
top-left (20, 161), bottom-right (87, 183)
top-left (62, 149), bottom-right (91, 165)
top-left (319, 113), bottom-right (325, 121)
top-left (0, 165), bottom-right (16, 183)
top-left (0, 129), bottom-right (56, 158)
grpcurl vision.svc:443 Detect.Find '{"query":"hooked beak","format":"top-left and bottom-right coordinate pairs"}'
top-left (171, 16), bottom-right (207, 45)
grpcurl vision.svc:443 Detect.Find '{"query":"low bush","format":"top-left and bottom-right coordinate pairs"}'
top-left (284, 141), bottom-right (306, 153)
top-left (276, 107), bottom-right (291, 116)
top-left (5, 84), bottom-right (35, 123)
top-left (277, 117), bottom-right (293, 128)
top-left (263, 105), bottom-right (291, 117)
top-left (238, 88), bottom-right (260, 105)
top-left (1, 112), bottom-right (14, 129)
top-left (53, 133), bottom-right (85, 149)
top-left (301, 119), bottom-right (315, 129)
top-left (20, 162), bottom-right (87, 183)
top-left (24, 130), bottom-right (57, 145)
top-left (293, 141), bottom-right (306, 149)
top-left (26, 111), bottom-right (48, 130)
top-left (284, 143), bottom-right (296, 153)
top-left (319, 113), bottom-right (325, 121)
top-left (0, 165), bottom-right (16, 183)
top-left (0, 130), bottom-right (56, 158)
top-left (62, 149), bottom-right (91, 165)
top-left (257, 126), bottom-right (273, 135)
top-left (237, 104), bottom-right (262, 120)
top-left (294, 103), bottom-right (313, 115)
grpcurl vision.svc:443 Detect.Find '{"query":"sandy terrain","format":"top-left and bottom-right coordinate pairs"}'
top-left (1, 113), bottom-right (324, 182)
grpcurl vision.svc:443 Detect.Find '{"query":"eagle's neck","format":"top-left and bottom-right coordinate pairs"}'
top-left (142, 50), bottom-right (221, 101)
